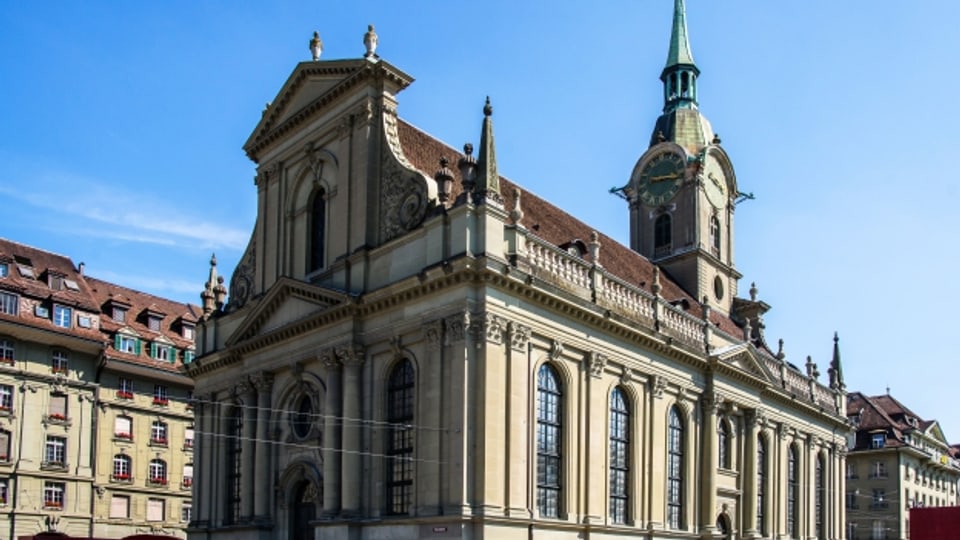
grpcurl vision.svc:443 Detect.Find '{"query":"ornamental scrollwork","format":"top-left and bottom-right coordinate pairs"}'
top-left (444, 312), bottom-right (469, 344)
top-left (508, 321), bottom-right (530, 351)
top-left (589, 352), bottom-right (607, 378)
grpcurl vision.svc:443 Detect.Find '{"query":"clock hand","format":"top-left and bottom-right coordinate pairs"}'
top-left (650, 172), bottom-right (680, 183)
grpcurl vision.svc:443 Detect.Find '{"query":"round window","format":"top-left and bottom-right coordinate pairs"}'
top-left (713, 276), bottom-right (725, 301)
top-left (292, 395), bottom-right (313, 439)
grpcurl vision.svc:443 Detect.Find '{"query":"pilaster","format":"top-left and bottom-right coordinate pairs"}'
top-left (473, 312), bottom-right (507, 515)
top-left (699, 391), bottom-right (719, 537)
top-left (252, 371), bottom-right (274, 522)
top-left (505, 323), bottom-right (532, 517)
top-left (743, 408), bottom-right (760, 538)
top-left (338, 344), bottom-right (365, 516)
top-left (239, 381), bottom-right (256, 521)
top-left (418, 321), bottom-right (444, 515)
top-left (322, 350), bottom-right (343, 516)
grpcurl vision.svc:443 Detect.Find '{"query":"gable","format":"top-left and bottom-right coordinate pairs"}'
top-left (927, 421), bottom-right (948, 445)
top-left (273, 75), bottom-right (345, 127)
top-left (225, 277), bottom-right (352, 346)
top-left (713, 344), bottom-right (773, 384)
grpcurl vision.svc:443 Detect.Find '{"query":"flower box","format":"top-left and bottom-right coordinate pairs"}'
top-left (116, 391), bottom-right (133, 400)
top-left (112, 473), bottom-right (131, 481)
top-left (149, 477), bottom-right (168, 485)
top-left (152, 398), bottom-right (169, 406)
top-left (51, 367), bottom-right (68, 374)
top-left (44, 501), bottom-right (63, 510)
top-left (151, 438), bottom-right (168, 445)
top-left (115, 432), bottom-right (132, 440)
top-left (182, 478), bottom-right (193, 487)
top-left (48, 413), bottom-right (67, 421)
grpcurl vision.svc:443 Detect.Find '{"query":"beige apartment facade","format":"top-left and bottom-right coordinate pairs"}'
top-left (845, 392), bottom-right (960, 540)
top-left (188, 3), bottom-right (849, 540)
top-left (0, 238), bottom-right (197, 539)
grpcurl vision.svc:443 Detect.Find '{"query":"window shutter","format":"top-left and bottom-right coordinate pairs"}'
top-left (183, 464), bottom-right (193, 478)
top-left (110, 495), bottom-right (129, 518)
top-left (49, 395), bottom-right (66, 417)
top-left (150, 342), bottom-right (157, 358)
top-left (134, 339), bottom-right (141, 355)
top-left (168, 346), bottom-right (176, 362)
top-left (114, 334), bottom-right (121, 350)
top-left (147, 498), bottom-right (164, 521)
top-left (0, 431), bottom-right (8, 458)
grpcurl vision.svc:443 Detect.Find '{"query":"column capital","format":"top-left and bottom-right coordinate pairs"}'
top-left (508, 320), bottom-right (531, 351)
top-left (321, 348), bottom-right (340, 371)
top-left (336, 343), bottom-right (366, 367)
top-left (423, 320), bottom-right (443, 351)
top-left (444, 312), bottom-right (469, 344)
top-left (701, 391), bottom-right (723, 414)
top-left (588, 351), bottom-right (608, 378)
top-left (745, 407), bottom-right (766, 429)
top-left (251, 371), bottom-right (275, 393)
top-left (649, 374), bottom-right (667, 399)
top-left (473, 312), bottom-right (506, 345)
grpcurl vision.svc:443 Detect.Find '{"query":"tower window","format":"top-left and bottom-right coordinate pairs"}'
top-left (309, 189), bottom-right (326, 272)
top-left (710, 216), bottom-right (721, 254)
top-left (654, 214), bottom-right (672, 256)
top-left (537, 364), bottom-right (562, 518)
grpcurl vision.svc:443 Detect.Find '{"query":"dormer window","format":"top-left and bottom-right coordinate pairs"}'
top-left (0, 263), bottom-right (7, 278)
top-left (871, 433), bottom-right (886, 449)
top-left (148, 316), bottom-right (161, 332)
top-left (115, 334), bottom-right (140, 355)
top-left (47, 271), bottom-right (66, 291)
top-left (182, 325), bottom-right (195, 341)
top-left (13, 256), bottom-right (34, 279)
top-left (113, 307), bottom-right (127, 323)
top-left (53, 305), bottom-right (72, 328)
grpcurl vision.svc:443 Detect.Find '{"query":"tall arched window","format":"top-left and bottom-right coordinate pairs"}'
top-left (609, 387), bottom-right (629, 524)
top-left (718, 418), bottom-right (731, 470)
top-left (654, 214), bottom-right (672, 255)
top-left (757, 436), bottom-right (767, 536)
top-left (787, 445), bottom-right (798, 537)
top-left (816, 453), bottom-right (826, 539)
top-left (710, 216), bottom-right (721, 254)
top-left (537, 364), bottom-right (562, 518)
top-left (386, 359), bottom-right (415, 515)
top-left (667, 406), bottom-right (684, 529)
top-left (309, 189), bottom-right (326, 272)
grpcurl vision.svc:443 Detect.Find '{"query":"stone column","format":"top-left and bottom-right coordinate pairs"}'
top-left (322, 350), bottom-right (343, 516)
top-left (339, 344), bottom-right (365, 516)
top-left (239, 381), bottom-right (256, 521)
top-left (699, 392), bottom-right (719, 538)
top-left (420, 321), bottom-right (444, 515)
top-left (743, 408), bottom-right (760, 538)
top-left (252, 372), bottom-right (274, 521)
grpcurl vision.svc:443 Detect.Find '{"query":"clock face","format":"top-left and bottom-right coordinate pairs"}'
top-left (702, 156), bottom-right (728, 208)
top-left (634, 150), bottom-right (685, 206)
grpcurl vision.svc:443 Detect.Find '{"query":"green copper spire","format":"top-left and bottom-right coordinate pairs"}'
top-left (660, 0), bottom-right (700, 113)
top-left (665, 0), bottom-right (695, 69)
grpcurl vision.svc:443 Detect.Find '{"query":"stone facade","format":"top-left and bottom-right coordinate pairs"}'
top-left (187, 5), bottom-right (849, 540)
top-left (0, 238), bottom-right (197, 538)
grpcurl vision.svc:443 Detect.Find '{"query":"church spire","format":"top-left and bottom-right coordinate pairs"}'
top-left (829, 332), bottom-right (845, 391)
top-left (661, 0), bottom-right (700, 112)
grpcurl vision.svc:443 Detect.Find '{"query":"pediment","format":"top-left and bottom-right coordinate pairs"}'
top-left (225, 277), bottom-right (353, 346)
top-left (712, 343), bottom-right (773, 384)
top-left (926, 421), bottom-right (948, 445)
top-left (244, 59), bottom-right (414, 162)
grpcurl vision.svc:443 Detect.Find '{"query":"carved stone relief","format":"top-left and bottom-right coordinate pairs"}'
top-left (589, 352), bottom-right (608, 378)
top-left (508, 321), bottom-right (530, 351)
top-left (444, 313), bottom-right (469, 344)
top-left (227, 231), bottom-right (256, 311)
top-left (380, 107), bottom-right (431, 243)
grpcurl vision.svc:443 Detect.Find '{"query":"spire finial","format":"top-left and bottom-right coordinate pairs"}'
top-left (666, 0), bottom-right (695, 69)
top-left (363, 24), bottom-right (378, 58)
top-left (830, 331), bottom-right (845, 391)
top-left (309, 31), bottom-right (323, 61)
top-left (201, 253), bottom-right (218, 318)
top-left (476, 96), bottom-right (501, 198)
top-left (651, 266), bottom-right (662, 296)
top-left (660, 0), bottom-right (700, 112)
top-left (749, 282), bottom-right (758, 301)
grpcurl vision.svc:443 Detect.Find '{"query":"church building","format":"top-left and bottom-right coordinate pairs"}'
top-left (187, 2), bottom-right (849, 539)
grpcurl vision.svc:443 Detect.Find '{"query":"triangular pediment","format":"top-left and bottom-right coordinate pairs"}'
top-left (244, 59), bottom-right (414, 162)
top-left (225, 277), bottom-right (353, 346)
top-left (926, 421), bottom-right (948, 445)
top-left (712, 343), bottom-right (773, 384)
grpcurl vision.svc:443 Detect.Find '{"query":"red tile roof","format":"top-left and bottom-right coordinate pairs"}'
top-left (396, 120), bottom-right (745, 338)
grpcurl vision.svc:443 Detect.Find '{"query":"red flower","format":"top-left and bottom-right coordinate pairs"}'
top-left (116, 391), bottom-right (133, 399)
top-left (182, 478), bottom-right (193, 487)
top-left (116, 432), bottom-right (132, 440)
top-left (152, 397), bottom-right (169, 406)
top-left (49, 413), bottom-right (66, 421)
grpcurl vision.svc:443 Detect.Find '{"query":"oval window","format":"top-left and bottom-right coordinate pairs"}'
top-left (292, 395), bottom-right (313, 439)
top-left (714, 276), bottom-right (725, 301)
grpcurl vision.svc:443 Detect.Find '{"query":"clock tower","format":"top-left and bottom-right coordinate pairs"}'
top-left (626, 0), bottom-right (741, 314)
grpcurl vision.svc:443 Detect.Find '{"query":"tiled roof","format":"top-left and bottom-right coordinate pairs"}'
top-left (0, 237), bottom-right (103, 342)
top-left (85, 276), bottom-right (200, 373)
top-left (846, 391), bottom-right (952, 450)
top-left (396, 120), bottom-right (745, 339)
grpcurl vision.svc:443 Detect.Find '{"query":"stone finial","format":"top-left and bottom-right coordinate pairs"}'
top-left (657, 130), bottom-right (667, 143)
top-left (712, 133), bottom-right (722, 145)
top-left (434, 156), bottom-right (454, 205)
top-left (830, 331), bottom-right (845, 391)
top-left (749, 282), bottom-right (758, 301)
top-left (651, 266), bottom-right (662, 296)
top-left (458, 143), bottom-right (477, 193)
top-left (588, 231), bottom-right (601, 265)
top-left (201, 253), bottom-right (218, 318)
top-left (363, 24), bottom-right (378, 58)
top-left (776, 338), bottom-right (785, 360)
top-left (309, 31), bottom-right (323, 61)
top-left (509, 188), bottom-right (524, 224)
top-left (805, 355), bottom-right (818, 378)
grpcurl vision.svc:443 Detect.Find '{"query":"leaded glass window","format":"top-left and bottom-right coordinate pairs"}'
top-left (386, 359), bottom-right (415, 515)
top-left (609, 387), bottom-right (629, 524)
top-left (537, 364), bottom-right (562, 518)
top-left (667, 406), bottom-right (683, 529)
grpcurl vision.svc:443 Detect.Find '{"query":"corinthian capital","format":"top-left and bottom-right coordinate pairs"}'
top-left (250, 372), bottom-right (275, 392)
top-left (508, 321), bottom-right (531, 351)
top-left (336, 343), bottom-right (366, 367)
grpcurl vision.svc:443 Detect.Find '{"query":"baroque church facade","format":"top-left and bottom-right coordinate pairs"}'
top-left (187, 3), bottom-right (849, 539)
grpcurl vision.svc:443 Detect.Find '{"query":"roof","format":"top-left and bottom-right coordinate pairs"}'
top-left (665, 0), bottom-right (696, 69)
top-left (85, 276), bottom-right (201, 373)
top-left (0, 237), bottom-right (103, 342)
top-left (396, 119), bottom-right (744, 339)
top-left (847, 391), bottom-right (953, 449)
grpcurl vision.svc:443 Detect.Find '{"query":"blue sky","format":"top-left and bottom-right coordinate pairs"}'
top-left (3, 2), bottom-right (958, 438)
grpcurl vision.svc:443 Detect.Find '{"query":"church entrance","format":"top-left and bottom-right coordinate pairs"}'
top-left (289, 480), bottom-right (319, 540)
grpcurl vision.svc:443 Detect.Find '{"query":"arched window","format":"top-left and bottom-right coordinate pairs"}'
top-left (710, 216), bottom-right (721, 254)
top-left (386, 359), bottom-right (415, 515)
top-left (667, 406), bottom-right (684, 529)
top-left (757, 436), bottom-right (767, 536)
top-left (718, 418), bottom-right (731, 470)
top-left (816, 453), bottom-right (826, 539)
top-left (292, 394), bottom-right (313, 439)
top-left (537, 364), bottom-right (562, 518)
top-left (113, 454), bottom-right (132, 481)
top-left (309, 189), bottom-right (326, 272)
top-left (787, 445), bottom-right (798, 537)
top-left (654, 214), bottom-right (672, 254)
top-left (0, 339), bottom-right (13, 364)
top-left (609, 387), bottom-right (629, 524)
top-left (149, 458), bottom-right (167, 483)
top-left (150, 420), bottom-right (168, 444)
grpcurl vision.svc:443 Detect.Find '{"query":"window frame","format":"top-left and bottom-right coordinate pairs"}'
top-left (0, 339), bottom-right (14, 364)
top-left (787, 445), bottom-right (798, 537)
top-left (113, 454), bottom-right (132, 481)
top-left (757, 435), bottom-right (767, 536)
top-left (110, 494), bottom-right (130, 519)
top-left (149, 458), bottom-right (167, 484)
top-left (0, 291), bottom-right (17, 316)
top-left (386, 359), bottom-right (415, 515)
top-left (654, 213), bottom-right (672, 255)
top-left (43, 481), bottom-right (65, 509)
top-left (609, 387), bottom-right (629, 524)
top-left (0, 384), bottom-right (13, 411)
top-left (666, 406), bottom-right (684, 530)
top-left (309, 188), bottom-right (327, 272)
top-left (151, 420), bottom-right (168, 445)
top-left (536, 363), bottom-right (562, 519)
top-left (51, 350), bottom-right (68, 374)
top-left (52, 305), bottom-right (72, 328)
top-left (44, 436), bottom-right (67, 467)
